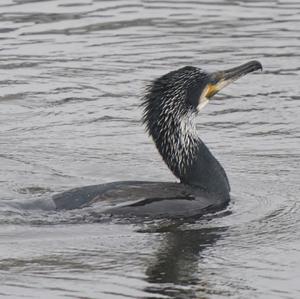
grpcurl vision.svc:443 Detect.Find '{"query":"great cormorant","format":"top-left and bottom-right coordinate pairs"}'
top-left (53, 60), bottom-right (262, 218)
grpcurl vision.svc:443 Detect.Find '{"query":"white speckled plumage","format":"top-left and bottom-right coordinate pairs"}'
top-left (142, 66), bottom-right (207, 180)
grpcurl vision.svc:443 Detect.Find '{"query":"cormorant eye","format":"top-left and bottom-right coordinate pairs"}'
top-left (209, 74), bottom-right (220, 85)
top-left (211, 78), bottom-right (219, 85)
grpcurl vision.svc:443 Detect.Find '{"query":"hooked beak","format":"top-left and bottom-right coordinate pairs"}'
top-left (204, 60), bottom-right (263, 98)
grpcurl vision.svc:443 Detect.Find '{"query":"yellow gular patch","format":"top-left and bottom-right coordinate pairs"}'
top-left (205, 84), bottom-right (220, 98)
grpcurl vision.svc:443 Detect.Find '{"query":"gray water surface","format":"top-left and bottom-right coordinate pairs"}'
top-left (0, 0), bottom-right (300, 298)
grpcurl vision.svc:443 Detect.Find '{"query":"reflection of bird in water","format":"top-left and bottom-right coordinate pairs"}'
top-left (144, 226), bottom-right (227, 298)
top-left (53, 61), bottom-right (262, 218)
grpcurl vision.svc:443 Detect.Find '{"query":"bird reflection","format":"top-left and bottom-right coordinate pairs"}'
top-left (143, 223), bottom-right (227, 298)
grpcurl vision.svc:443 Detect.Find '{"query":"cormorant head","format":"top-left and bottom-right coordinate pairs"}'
top-left (143, 60), bottom-right (262, 124)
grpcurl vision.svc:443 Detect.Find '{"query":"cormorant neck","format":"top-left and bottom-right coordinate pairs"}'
top-left (147, 112), bottom-right (230, 197)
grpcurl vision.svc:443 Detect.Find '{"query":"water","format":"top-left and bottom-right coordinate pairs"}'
top-left (0, 0), bottom-right (299, 298)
